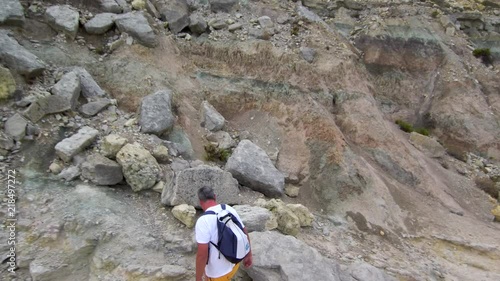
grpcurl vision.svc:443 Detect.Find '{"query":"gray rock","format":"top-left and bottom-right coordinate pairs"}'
top-left (161, 165), bottom-right (240, 208)
top-left (80, 99), bottom-right (112, 117)
top-left (45, 5), bottom-right (80, 39)
top-left (115, 12), bottom-right (157, 47)
top-left (5, 113), bottom-right (27, 141)
top-left (248, 27), bottom-right (274, 40)
top-left (300, 47), bottom-right (316, 63)
top-left (208, 19), bottom-right (227, 30)
top-left (116, 143), bottom-right (161, 191)
top-left (0, 131), bottom-right (14, 151)
top-left (82, 154), bottom-right (123, 185)
top-left (145, 0), bottom-right (160, 19)
top-left (372, 150), bottom-right (419, 187)
top-left (23, 95), bottom-right (72, 122)
top-left (225, 140), bottom-right (285, 198)
top-left (297, 5), bottom-right (322, 23)
top-left (72, 67), bottom-right (106, 98)
top-left (409, 132), bottom-right (446, 158)
top-left (57, 166), bottom-right (81, 181)
top-left (162, 9), bottom-right (190, 34)
top-left (52, 71), bottom-right (81, 110)
top-left (232, 205), bottom-right (276, 232)
top-left (100, 0), bottom-right (122, 13)
top-left (189, 14), bottom-right (207, 35)
top-left (201, 101), bottom-right (225, 131)
top-left (206, 131), bottom-right (236, 149)
top-left (167, 127), bottom-right (194, 159)
top-left (100, 134), bottom-right (128, 159)
top-left (84, 13), bottom-right (116, 34)
top-left (0, 31), bottom-right (46, 78)
top-left (139, 90), bottom-right (175, 135)
top-left (209, 0), bottom-right (239, 13)
top-left (115, 0), bottom-right (131, 12)
top-left (0, 65), bottom-right (16, 100)
top-left (258, 16), bottom-right (273, 29)
top-left (152, 145), bottom-right (170, 163)
top-left (228, 23), bottom-right (242, 32)
top-left (55, 126), bottom-right (99, 162)
top-left (348, 262), bottom-right (397, 281)
top-left (244, 231), bottom-right (343, 281)
top-left (0, 0), bottom-right (25, 26)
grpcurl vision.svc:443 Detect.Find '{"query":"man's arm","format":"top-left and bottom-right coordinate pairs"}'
top-left (196, 243), bottom-right (209, 281)
top-left (243, 227), bottom-right (253, 268)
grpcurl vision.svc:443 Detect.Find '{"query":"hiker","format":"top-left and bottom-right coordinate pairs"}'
top-left (195, 186), bottom-right (253, 281)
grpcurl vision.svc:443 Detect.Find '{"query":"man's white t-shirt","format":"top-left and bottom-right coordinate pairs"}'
top-left (195, 204), bottom-right (245, 278)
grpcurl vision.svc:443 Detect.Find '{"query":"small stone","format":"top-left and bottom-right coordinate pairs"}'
top-left (285, 185), bottom-right (299, 197)
top-left (49, 162), bottom-right (63, 174)
top-left (258, 16), bottom-right (273, 29)
top-left (228, 23), bottom-right (242, 32)
top-left (152, 181), bottom-right (164, 193)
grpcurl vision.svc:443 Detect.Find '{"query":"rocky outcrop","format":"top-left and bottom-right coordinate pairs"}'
top-left (0, 31), bottom-right (45, 78)
top-left (226, 140), bottom-right (285, 198)
top-left (161, 165), bottom-right (240, 208)
top-left (0, 0), bottom-right (25, 26)
top-left (115, 12), bottom-right (157, 47)
top-left (139, 90), bottom-right (175, 135)
top-left (55, 126), bottom-right (99, 162)
top-left (45, 5), bottom-right (80, 39)
top-left (201, 101), bottom-right (225, 131)
top-left (172, 204), bottom-right (196, 228)
top-left (232, 205), bottom-right (277, 232)
top-left (116, 143), bottom-right (161, 191)
top-left (82, 154), bottom-right (123, 185)
top-left (244, 231), bottom-right (343, 281)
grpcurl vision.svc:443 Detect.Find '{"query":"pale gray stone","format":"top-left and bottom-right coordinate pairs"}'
top-left (348, 262), bottom-right (397, 281)
top-left (0, 131), bottom-right (14, 151)
top-left (0, 0), bottom-right (25, 26)
top-left (100, 0), bottom-right (122, 13)
top-left (300, 47), bottom-right (316, 63)
top-left (82, 154), bottom-right (123, 185)
top-left (201, 101), bottom-right (225, 131)
top-left (208, 19), bottom-right (227, 30)
top-left (232, 205), bottom-right (276, 232)
top-left (115, 12), bottom-right (157, 47)
top-left (52, 71), bottom-right (81, 110)
top-left (116, 143), bottom-right (161, 191)
top-left (80, 99), bottom-right (112, 117)
top-left (139, 90), bottom-right (175, 135)
top-left (244, 231), bottom-right (343, 281)
top-left (206, 131), bottom-right (236, 149)
top-left (5, 113), bottom-right (27, 141)
top-left (72, 67), bottom-right (106, 98)
top-left (228, 23), bottom-right (243, 32)
top-left (161, 165), bottom-right (240, 208)
top-left (55, 127), bottom-right (99, 162)
top-left (167, 127), bottom-right (194, 159)
top-left (225, 140), bottom-right (285, 198)
top-left (258, 16), bottom-right (273, 29)
top-left (0, 31), bottom-right (46, 78)
top-left (100, 134), bottom-right (128, 159)
top-left (145, 0), bottom-right (160, 19)
top-left (84, 13), bottom-right (116, 35)
top-left (45, 5), bottom-right (80, 39)
top-left (162, 9), bottom-right (189, 34)
top-left (57, 166), bottom-right (81, 181)
top-left (23, 95), bottom-right (72, 122)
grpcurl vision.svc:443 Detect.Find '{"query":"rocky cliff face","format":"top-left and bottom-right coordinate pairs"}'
top-left (1, 0), bottom-right (500, 280)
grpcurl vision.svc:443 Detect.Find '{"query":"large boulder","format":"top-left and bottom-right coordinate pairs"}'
top-left (161, 165), bottom-right (240, 208)
top-left (201, 101), bottom-right (225, 132)
top-left (51, 71), bottom-right (81, 110)
top-left (139, 90), bottom-right (175, 135)
top-left (244, 231), bottom-right (343, 281)
top-left (72, 67), bottom-right (106, 98)
top-left (45, 5), bottom-right (80, 39)
top-left (409, 132), bottom-right (446, 158)
top-left (0, 31), bottom-right (46, 78)
top-left (162, 9), bottom-right (189, 34)
top-left (5, 113), bottom-right (27, 141)
top-left (55, 127), bottom-right (100, 162)
top-left (115, 12), bottom-right (157, 47)
top-left (84, 13), bottom-right (116, 35)
top-left (100, 134), bottom-right (128, 159)
top-left (225, 140), bottom-right (285, 198)
top-left (172, 204), bottom-right (196, 228)
top-left (0, 65), bottom-right (16, 100)
top-left (81, 154), bottom-right (123, 185)
top-left (209, 0), bottom-right (239, 13)
top-left (232, 205), bottom-right (277, 232)
top-left (0, 0), bottom-right (25, 26)
top-left (116, 143), bottom-right (161, 192)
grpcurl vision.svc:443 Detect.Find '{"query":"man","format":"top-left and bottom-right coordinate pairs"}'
top-left (195, 186), bottom-right (253, 281)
